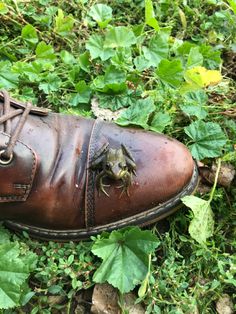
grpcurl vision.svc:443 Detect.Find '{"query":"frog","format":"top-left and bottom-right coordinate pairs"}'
top-left (90, 143), bottom-right (137, 197)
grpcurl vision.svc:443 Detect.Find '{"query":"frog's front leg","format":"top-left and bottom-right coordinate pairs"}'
top-left (96, 170), bottom-right (110, 197)
top-left (90, 143), bottom-right (109, 169)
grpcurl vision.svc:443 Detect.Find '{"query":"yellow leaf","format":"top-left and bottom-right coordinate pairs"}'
top-left (184, 66), bottom-right (222, 88)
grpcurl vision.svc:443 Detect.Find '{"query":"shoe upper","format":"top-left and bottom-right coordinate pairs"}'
top-left (0, 93), bottom-right (195, 231)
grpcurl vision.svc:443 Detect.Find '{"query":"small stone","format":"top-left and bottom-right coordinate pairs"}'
top-left (216, 294), bottom-right (234, 314)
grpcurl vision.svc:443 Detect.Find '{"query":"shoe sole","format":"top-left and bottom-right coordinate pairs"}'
top-left (5, 163), bottom-right (198, 241)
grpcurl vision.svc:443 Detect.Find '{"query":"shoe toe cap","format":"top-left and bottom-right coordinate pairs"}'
top-left (94, 124), bottom-right (195, 226)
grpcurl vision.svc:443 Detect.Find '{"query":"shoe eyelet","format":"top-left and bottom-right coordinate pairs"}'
top-left (0, 150), bottom-right (14, 165)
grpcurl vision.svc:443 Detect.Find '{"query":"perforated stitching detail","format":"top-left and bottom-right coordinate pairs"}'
top-left (0, 132), bottom-right (37, 202)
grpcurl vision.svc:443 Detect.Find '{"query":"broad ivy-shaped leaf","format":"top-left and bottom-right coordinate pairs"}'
top-left (0, 225), bottom-right (10, 244)
top-left (39, 73), bottom-right (61, 94)
top-left (0, 61), bottom-right (19, 89)
top-left (111, 47), bottom-right (133, 71)
top-left (36, 41), bottom-right (56, 61)
top-left (142, 30), bottom-right (169, 67)
top-left (97, 90), bottom-right (140, 111)
top-left (86, 34), bottom-right (115, 61)
top-left (134, 55), bottom-right (151, 71)
top-left (228, 0), bottom-right (236, 14)
top-left (182, 195), bottom-right (214, 245)
top-left (183, 90), bottom-right (208, 104)
top-left (156, 59), bottom-right (183, 88)
top-left (149, 112), bottom-right (171, 133)
top-left (186, 47), bottom-right (203, 68)
top-left (145, 0), bottom-right (160, 31)
top-left (70, 80), bottom-right (91, 105)
top-left (199, 45), bottom-right (222, 69)
top-left (88, 4), bottom-right (112, 28)
top-left (12, 61), bottom-right (42, 82)
top-left (116, 97), bottom-right (155, 128)
top-left (21, 24), bottom-right (38, 47)
top-left (92, 227), bottom-right (159, 293)
top-left (0, 2), bottom-right (8, 14)
top-left (105, 26), bottom-right (137, 48)
top-left (60, 50), bottom-right (76, 65)
top-left (184, 66), bottom-right (222, 88)
top-left (78, 51), bottom-right (90, 73)
top-left (180, 104), bottom-right (208, 120)
top-left (0, 243), bottom-right (37, 309)
top-left (184, 121), bottom-right (227, 160)
top-left (54, 9), bottom-right (74, 37)
top-left (92, 65), bottom-right (127, 93)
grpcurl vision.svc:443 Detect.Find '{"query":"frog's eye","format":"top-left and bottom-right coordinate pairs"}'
top-left (106, 163), bottom-right (110, 169)
top-left (119, 162), bottom-right (127, 169)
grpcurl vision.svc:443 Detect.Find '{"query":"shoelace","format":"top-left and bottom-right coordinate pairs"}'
top-left (0, 90), bottom-right (32, 164)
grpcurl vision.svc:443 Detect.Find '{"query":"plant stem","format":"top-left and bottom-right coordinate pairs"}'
top-left (209, 158), bottom-right (221, 203)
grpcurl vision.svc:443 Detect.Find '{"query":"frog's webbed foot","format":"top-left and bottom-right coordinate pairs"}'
top-left (96, 171), bottom-right (110, 197)
top-left (116, 173), bottom-right (132, 198)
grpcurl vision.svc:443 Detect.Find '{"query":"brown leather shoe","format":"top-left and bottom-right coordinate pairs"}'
top-left (0, 90), bottom-right (198, 240)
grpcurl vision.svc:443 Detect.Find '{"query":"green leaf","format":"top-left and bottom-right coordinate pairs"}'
top-left (39, 73), bottom-right (62, 94)
top-left (184, 121), bottom-right (227, 160)
top-left (105, 26), bottom-right (137, 48)
top-left (199, 45), bottom-right (221, 69)
top-left (97, 90), bottom-right (140, 111)
top-left (92, 65), bottom-right (127, 94)
top-left (111, 47), bottom-right (133, 71)
top-left (92, 227), bottom-right (159, 293)
top-left (86, 34), bottom-right (115, 61)
top-left (149, 112), bottom-right (171, 132)
top-left (0, 61), bottom-right (19, 89)
top-left (78, 51), bottom-right (90, 73)
top-left (0, 243), bottom-right (37, 309)
top-left (183, 90), bottom-right (208, 104)
top-left (54, 9), bottom-right (74, 37)
top-left (21, 24), bottom-right (38, 47)
top-left (12, 61), bottom-right (42, 82)
top-left (134, 55), bottom-right (150, 71)
top-left (182, 195), bottom-right (214, 245)
top-left (145, 0), bottom-right (160, 31)
top-left (227, 0), bottom-right (236, 15)
top-left (180, 104), bottom-right (208, 120)
top-left (88, 4), bottom-right (112, 28)
top-left (60, 50), bottom-right (76, 65)
top-left (36, 41), bottom-right (56, 61)
top-left (142, 30), bottom-right (169, 67)
top-left (177, 41), bottom-right (196, 56)
top-left (156, 59), bottom-right (183, 88)
top-left (0, 2), bottom-right (8, 14)
top-left (69, 81), bottom-right (91, 105)
top-left (186, 47), bottom-right (203, 68)
top-left (116, 97), bottom-right (155, 128)
top-left (0, 225), bottom-right (10, 244)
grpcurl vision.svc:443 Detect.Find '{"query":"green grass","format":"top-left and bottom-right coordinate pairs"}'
top-left (0, 0), bottom-right (235, 313)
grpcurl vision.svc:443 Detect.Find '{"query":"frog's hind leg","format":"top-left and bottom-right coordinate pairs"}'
top-left (96, 171), bottom-right (110, 197)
